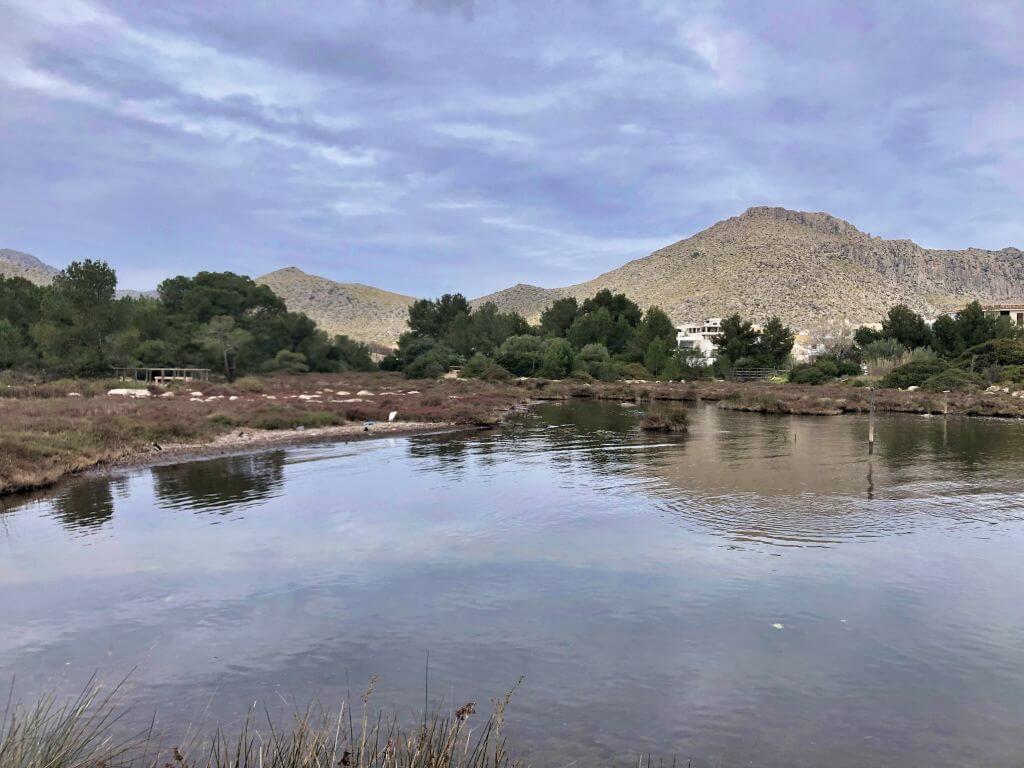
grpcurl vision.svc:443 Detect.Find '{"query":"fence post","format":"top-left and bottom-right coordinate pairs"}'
top-left (868, 387), bottom-right (876, 455)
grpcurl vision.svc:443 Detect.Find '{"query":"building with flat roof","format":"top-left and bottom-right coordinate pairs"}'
top-left (982, 303), bottom-right (1024, 326)
top-left (676, 318), bottom-right (722, 365)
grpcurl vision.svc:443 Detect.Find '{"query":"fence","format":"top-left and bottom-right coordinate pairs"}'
top-left (112, 367), bottom-right (211, 383)
top-left (731, 368), bottom-right (784, 382)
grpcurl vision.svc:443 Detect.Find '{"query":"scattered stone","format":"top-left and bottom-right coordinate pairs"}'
top-left (338, 398), bottom-right (365, 403)
top-left (906, 385), bottom-right (919, 391)
top-left (107, 388), bottom-right (151, 398)
top-left (406, 390), bottom-right (421, 395)
top-left (356, 390), bottom-right (375, 396)
top-left (335, 391), bottom-right (351, 395)
top-left (298, 394), bottom-right (320, 400)
top-left (161, 392), bottom-right (175, 398)
top-left (228, 395), bottom-right (239, 401)
top-left (190, 391), bottom-right (204, 397)
top-left (67, 392), bottom-right (82, 397)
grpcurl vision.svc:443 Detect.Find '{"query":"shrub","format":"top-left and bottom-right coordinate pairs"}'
top-left (495, 335), bottom-right (544, 377)
top-left (920, 368), bottom-right (984, 392)
top-left (861, 338), bottom-right (906, 361)
top-left (404, 349), bottom-right (452, 379)
top-left (537, 338), bottom-right (574, 379)
top-left (959, 338), bottom-right (1024, 369)
top-left (789, 363), bottom-right (829, 385)
top-left (461, 353), bottom-right (512, 381)
top-left (641, 409), bottom-right (689, 432)
top-left (880, 359), bottom-right (948, 389)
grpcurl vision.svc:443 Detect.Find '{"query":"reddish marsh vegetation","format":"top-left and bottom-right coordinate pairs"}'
top-left (0, 373), bottom-right (526, 496)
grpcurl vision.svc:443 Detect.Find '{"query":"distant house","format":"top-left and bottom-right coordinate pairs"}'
top-left (982, 303), bottom-right (1024, 327)
top-left (676, 318), bottom-right (722, 366)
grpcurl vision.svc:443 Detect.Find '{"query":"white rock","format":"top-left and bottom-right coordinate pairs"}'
top-left (190, 397), bottom-right (203, 402)
top-left (357, 390), bottom-right (375, 396)
top-left (191, 391), bottom-right (204, 397)
top-left (67, 392), bottom-right (82, 397)
top-left (228, 395), bottom-right (239, 401)
top-left (298, 394), bottom-right (320, 400)
top-left (338, 398), bottom-right (365, 403)
top-left (161, 392), bottom-right (175, 398)
top-left (335, 391), bottom-right (350, 396)
top-left (107, 388), bottom-right (151, 398)
top-left (263, 394), bottom-right (277, 399)
top-left (906, 385), bottom-right (919, 391)
top-left (406, 390), bottom-right (421, 395)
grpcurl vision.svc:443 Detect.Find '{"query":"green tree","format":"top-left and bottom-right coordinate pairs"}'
top-left (567, 307), bottom-right (614, 349)
top-left (538, 338), bottom-right (574, 378)
top-left (197, 315), bottom-right (253, 381)
top-left (495, 335), bottom-right (544, 377)
top-left (31, 260), bottom-right (120, 375)
top-left (755, 316), bottom-right (795, 366)
top-left (407, 294), bottom-right (471, 338)
top-left (881, 305), bottom-right (932, 349)
top-left (643, 337), bottom-right (671, 375)
top-left (712, 314), bottom-right (759, 365)
top-left (539, 297), bottom-right (580, 337)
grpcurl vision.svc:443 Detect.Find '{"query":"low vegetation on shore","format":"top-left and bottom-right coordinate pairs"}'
top-left (0, 373), bottom-right (525, 496)
top-left (0, 681), bottom-right (525, 768)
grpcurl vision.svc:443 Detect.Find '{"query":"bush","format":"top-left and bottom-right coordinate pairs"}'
top-left (860, 338), bottom-right (906, 361)
top-left (920, 368), bottom-right (984, 392)
top-left (789, 363), bottom-right (829, 385)
top-left (537, 338), bottom-right (574, 379)
top-left (461, 353), bottom-right (512, 381)
top-left (959, 338), bottom-right (1024, 369)
top-left (404, 349), bottom-right (454, 379)
top-left (787, 355), bottom-right (857, 385)
top-left (495, 335), bottom-right (543, 377)
top-left (880, 359), bottom-right (948, 389)
top-left (641, 409), bottom-right (689, 432)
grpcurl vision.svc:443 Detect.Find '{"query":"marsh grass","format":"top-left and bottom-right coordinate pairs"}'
top-left (0, 678), bottom-right (525, 768)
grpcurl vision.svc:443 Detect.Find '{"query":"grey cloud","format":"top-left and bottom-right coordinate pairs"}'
top-left (0, 0), bottom-right (1021, 296)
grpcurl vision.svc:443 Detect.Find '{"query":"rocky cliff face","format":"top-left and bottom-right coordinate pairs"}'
top-left (474, 207), bottom-right (1024, 331)
top-left (0, 249), bottom-right (59, 284)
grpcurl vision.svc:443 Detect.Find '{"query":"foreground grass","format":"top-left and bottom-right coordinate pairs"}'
top-left (0, 680), bottom-right (526, 768)
top-left (0, 373), bottom-right (526, 496)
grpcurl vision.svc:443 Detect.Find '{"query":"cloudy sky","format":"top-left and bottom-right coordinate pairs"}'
top-left (2, 0), bottom-right (1022, 295)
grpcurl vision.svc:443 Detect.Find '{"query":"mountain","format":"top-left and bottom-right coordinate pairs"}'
top-left (257, 267), bottom-right (416, 348)
top-left (472, 207), bottom-right (1024, 330)
top-left (0, 249), bottom-right (59, 284)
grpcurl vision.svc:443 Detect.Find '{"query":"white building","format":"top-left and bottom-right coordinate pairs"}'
top-left (676, 318), bottom-right (723, 366)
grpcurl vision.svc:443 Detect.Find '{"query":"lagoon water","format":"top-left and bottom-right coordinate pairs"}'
top-left (4, 401), bottom-right (1024, 766)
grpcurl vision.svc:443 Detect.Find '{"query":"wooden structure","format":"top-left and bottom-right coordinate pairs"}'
top-left (112, 367), bottom-right (211, 383)
top-left (731, 368), bottom-right (783, 382)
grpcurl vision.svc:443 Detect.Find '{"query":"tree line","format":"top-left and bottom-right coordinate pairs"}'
top-left (383, 290), bottom-right (797, 381)
top-left (0, 260), bottom-right (374, 379)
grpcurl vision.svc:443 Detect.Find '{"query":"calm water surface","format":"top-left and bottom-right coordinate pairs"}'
top-left (3, 401), bottom-right (1024, 766)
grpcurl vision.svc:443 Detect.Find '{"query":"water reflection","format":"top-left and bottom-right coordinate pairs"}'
top-left (3, 401), bottom-right (1024, 767)
top-left (151, 451), bottom-right (286, 514)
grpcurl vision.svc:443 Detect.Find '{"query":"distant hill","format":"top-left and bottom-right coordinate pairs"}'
top-left (257, 267), bottom-right (415, 348)
top-left (11, 206), bottom-right (1022, 346)
top-left (473, 207), bottom-right (1024, 330)
top-left (1, 248), bottom-right (156, 299)
top-left (0, 249), bottom-right (59, 284)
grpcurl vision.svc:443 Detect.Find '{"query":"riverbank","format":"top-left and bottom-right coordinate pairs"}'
top-left (0, 373), bottom-right (527, 497)
top-left (518, 378), bottom-right (1024, 418)
top-left (6, 372), bottom-right (1024, 498)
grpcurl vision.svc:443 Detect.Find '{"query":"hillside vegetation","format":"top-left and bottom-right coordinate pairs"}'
top-left (258, 267), bottom-right (415, 347)
top-left (474, 206), bottom-right (1024, 330)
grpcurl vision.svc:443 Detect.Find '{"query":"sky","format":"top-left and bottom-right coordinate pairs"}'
top-left (1, 0), bottom-right (1022, 295)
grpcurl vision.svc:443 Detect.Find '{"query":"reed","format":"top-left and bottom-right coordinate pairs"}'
top-left (0, 679), bottom-right (524, 768)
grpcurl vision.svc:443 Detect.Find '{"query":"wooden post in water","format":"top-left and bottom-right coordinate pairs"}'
top-left (868, 387), bottom-right (876, 455)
